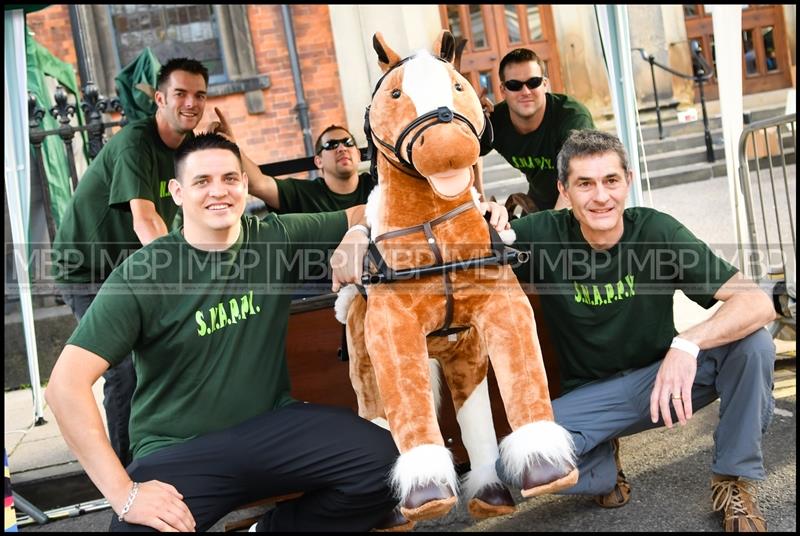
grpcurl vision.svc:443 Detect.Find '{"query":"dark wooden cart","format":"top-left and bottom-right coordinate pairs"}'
top-left (284, 291), bottom-right (561, 463)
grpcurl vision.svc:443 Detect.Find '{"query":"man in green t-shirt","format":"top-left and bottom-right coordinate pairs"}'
top-left (508, 130), bottom-right (776, 531)
top-left (51, 57), bottom-right (209, 467)
top-left (45, 133), bottom-right (398, 532)
top-left (480, 48), bottom-right (594, 211)
top-left (212, 110), bottom-right (375, 213)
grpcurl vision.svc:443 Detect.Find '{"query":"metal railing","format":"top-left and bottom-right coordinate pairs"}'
top-left (633, 42), bottom-right (715, 162)
top-left (737, 113), bottom-right (796, 333)
top-left (28, 82), bottom-right (128, 243)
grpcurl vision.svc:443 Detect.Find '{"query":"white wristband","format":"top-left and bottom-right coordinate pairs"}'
top-left (670, 336), bottom-right (700, 359)
top-left (346, 224), bottom-right (370, 238)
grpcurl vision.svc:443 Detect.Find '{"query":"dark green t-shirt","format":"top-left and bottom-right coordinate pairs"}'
top-left (510, 207), bottom-right (738, 394)
top-left (488, 93), bottom-right (594, 210)
top-left (67, 212), bottom-right (348, 459)
top-left (52, 116), bottom-right (184, 284)
top-left (274, 172), bottom-right (375, 213)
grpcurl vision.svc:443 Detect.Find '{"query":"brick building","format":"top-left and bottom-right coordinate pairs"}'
top-left (26, 5), bottom-right (348, 169)
top-left (24, 4), bottom-right (796, 169)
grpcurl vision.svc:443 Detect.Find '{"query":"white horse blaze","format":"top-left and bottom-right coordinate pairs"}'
top-left (402, 49), bottom-right (453, 117)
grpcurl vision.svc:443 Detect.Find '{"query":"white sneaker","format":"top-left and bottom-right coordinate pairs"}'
top-left (248, 521), bottom-right (258, 532)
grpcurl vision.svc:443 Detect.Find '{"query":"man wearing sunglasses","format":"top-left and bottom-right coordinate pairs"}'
top-left (210, 109), bottom-right (374, 214)
top-left (480, 48), bottom-right (594, 211)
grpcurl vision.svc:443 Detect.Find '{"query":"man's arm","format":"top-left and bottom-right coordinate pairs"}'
top-left (207, 107), bottom-right (281, 209)
top-left (331, 205), bottom-right (369, 291)
top-left (650, 272), bottom-right (776, 427)
top-left (129, 199), bottom-right (168, 245)
top-left (680, 272), bottom-right (776, 348)
top-left (241, 150), bottom-right (281, 209)
top-left (46, 346), bottom-right (195, 531)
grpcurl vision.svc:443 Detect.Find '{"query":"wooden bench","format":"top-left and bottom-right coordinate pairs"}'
top-left (223, 493), bottom-right (302, 532)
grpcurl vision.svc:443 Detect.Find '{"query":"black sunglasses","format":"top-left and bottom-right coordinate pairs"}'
top-left (502, 77), bottom-right (544, 92)
top-left (319, 137), bottom-right (356, 152)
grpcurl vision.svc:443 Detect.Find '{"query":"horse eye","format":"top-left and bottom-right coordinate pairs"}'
top-left (391, 89), bottom-right (401, 99)
top-left (455, 83), bottom-right (463, 91)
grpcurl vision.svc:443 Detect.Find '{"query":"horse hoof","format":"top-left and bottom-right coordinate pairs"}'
top-left (520, 464), bottom-right (579, 498)
top-left (467, 483), bottom-right (516, 519)
top-left (372, 506), bottom-right (416, 532)
top-left (400, 482), bottom-right (457, 522)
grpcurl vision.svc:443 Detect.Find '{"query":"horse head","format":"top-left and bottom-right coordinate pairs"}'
top-left (367, 31), bottom-right (485, 199)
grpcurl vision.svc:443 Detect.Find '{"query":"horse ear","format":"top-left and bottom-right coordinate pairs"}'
top-left (453, 37), bottom-right (468, 73)
top-left (434, 30), bottom-right (456, 64)
top-left (373, 33), bottom-right (401, 73)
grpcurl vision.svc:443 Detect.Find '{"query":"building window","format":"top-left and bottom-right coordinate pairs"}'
top-left (109, 5), bottom-right (227, 83)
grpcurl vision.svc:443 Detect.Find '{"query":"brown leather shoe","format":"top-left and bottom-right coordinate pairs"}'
top-left (711, 475), bottom-right (767, 532)
top-left (593, 438), bottom-right (631, 508)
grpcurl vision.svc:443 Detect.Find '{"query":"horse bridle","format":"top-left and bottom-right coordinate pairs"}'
top-left (364, 55), bottom-right (487, 179)
top-left (360, 53), bottom-right (524, 336)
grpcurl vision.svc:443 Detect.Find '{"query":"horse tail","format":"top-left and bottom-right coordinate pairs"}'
top-left (334, 284), bottom-right (361, 324)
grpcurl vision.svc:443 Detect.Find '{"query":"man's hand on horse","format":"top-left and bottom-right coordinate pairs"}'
top-left (331, 228), bottom-right (370, 292)
top-left (480, 200), bottom-right (510, 232)
top-left (479, 87), bottom-right (494, 114)
top-left (206, 107), bottom-right (236, 142)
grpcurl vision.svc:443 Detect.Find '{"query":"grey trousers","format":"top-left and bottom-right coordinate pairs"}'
top-left (552, 329), bottom-right (775, 495)
top-left (61, 288), bottom-right (135, 467)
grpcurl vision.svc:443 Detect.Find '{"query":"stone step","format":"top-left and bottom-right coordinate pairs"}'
top-left (640, 129), bottom-right (724, 156)
top-left (642, 151), bottom-right (796, 190)
top-left (641, 160), bottom-right (729, 189)
top-left (638, 105), bottom-right (787, 142)
top-left (641, 143), bottom-right (727, 172)
top-left (4, 304), bottom-right (77, 390)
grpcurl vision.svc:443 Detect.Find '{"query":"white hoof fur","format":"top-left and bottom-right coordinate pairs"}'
top-left (391, 444), bottom-right (459, 502)
top-left (462, 461), bottom-right (504, 500)
top-left (499, 421), bottom-right (576, 487)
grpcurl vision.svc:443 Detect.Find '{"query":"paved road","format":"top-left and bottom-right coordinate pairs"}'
top-left (17, 391), bottom-right (795, 532)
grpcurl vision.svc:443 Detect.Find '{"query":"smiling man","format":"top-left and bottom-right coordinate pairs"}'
top-left (51, 57), bottom-right (209, 467)
top-left (481, 48), bottom-right (594, 211)
top-left (508, 130), bottom-right (777, 532)
top-left (211, 113), bottom-right (375, 214)
top-left (46, 133), bottom-right (398, 532)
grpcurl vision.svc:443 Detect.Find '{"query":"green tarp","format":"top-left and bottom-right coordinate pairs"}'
top-left (115, 47), bottom-right (160, 121)
top-left (25, 26), bottom-right (83, 230)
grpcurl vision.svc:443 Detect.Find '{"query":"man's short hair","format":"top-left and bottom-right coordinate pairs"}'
top-left (557, 130), bottom-right (629, 187)
top-left (498, 48), bottom-right (546, 81)
top-left (174, 132), bottom-right (241, 180)
top-left (156, 58), bottom-right (209, 91)
top-left (314, 125), bottom-right (356, 154)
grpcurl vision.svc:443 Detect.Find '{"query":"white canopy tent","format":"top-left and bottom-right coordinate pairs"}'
top-left (5, 8), bottom-right (45, 424)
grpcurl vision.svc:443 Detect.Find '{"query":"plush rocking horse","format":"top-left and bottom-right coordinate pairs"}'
top-left (336, 31), bottom-right (578, 524)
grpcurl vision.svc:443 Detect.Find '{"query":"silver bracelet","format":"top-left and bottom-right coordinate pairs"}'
top-left (118, 481), bottom-right (140, 522)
